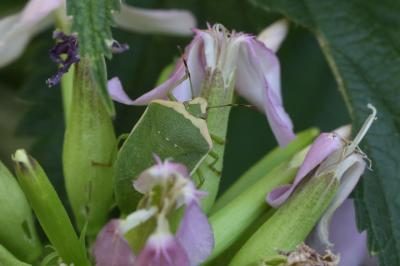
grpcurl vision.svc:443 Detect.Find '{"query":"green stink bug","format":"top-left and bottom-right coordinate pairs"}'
top-left (114, 98), bottom-right (213, 214)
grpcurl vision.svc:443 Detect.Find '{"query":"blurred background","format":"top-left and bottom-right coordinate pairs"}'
top-left (0, 0), bottom-right (348, 202)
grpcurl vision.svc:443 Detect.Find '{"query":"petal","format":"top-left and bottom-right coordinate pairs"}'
top-left (314, 153), bottom-right (367, 247)
top-left (133, 160), bottom-right (189, 194)
top-left (0, 0), bottom-right (62, 67)
top-left (135, 233), bottom-right (190, 266)
top-left (107, 65), bottom-right (185, 105)
top-left (107, 77), bottom-right (136, 105)
top-left (266, 133), bottom-right (343, 207)
top-left (114, 3), bottom-right (196, 36)
top-left (172, 34), bottom-right (206, 101)
top-left (93, 220), bottom-right (135, 266)
top-left (176, 202), bottom-right (214, 266)
top-left (257, 19), bottom-right (289, 53)
top-left (108, 34), bottom-right (205, 105)
top-left (308, 199), bottom-right (377, 266)
top-left (20, 0), bottom-right (63, 25)
top-left (235, 38), bottom-right (295, 146)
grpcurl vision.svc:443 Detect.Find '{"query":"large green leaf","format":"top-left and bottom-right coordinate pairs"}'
top-left (250, 0), bottom-right (400, 265)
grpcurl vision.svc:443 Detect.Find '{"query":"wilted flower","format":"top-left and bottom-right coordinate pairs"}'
top-left (0, 0), bottom-right (196, 68)
top-left (46, 31), bottom-right (79, 86)
top-left (267, 104), bottom-right (378, 266)
top-left (107, 21), bottom-right (295, 147)
top-left (93, 157), bottom-right (214, 266)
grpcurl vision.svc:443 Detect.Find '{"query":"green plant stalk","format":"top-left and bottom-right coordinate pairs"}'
top-left (54, 7), bottom-right (74, 124)
top-left (212, 128), bottom-right (319, 212)
top-left (208, 152), bottom-right (304, 261)
top-left (196, 70), bottom-right (235, 212)
top-left (206, 209), bottom-right (275, 266)
top-left (0, 161), bottom-right (42, 263)
top-left (13, 150), bottom-right (90, 266)
top-left (61, 66), bottom-right (74, 124)
top-left (0, 245), bottom-right (30, 266)
top-left (63, 57), bottom-right (116, 235)
top-left (230, 172), bottom-right (339, 266)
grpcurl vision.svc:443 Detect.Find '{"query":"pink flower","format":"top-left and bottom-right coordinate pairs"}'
top-left (107, 21), bottom-right (295, 147)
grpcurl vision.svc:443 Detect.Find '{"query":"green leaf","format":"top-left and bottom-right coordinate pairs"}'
top-left (114, 98), bottom-right (212, 214)
top-left (67, 0), bottom-right (120, 116)
top-left (250, 0), bottom-right (400, 264)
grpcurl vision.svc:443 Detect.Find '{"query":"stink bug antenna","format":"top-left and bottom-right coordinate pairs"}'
top-left (207, 103), bottom-right (256, 110)
top-left (178, 46), bottom-right (195, 98)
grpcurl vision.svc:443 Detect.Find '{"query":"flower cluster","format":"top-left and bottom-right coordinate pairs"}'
top-left (93, 157), bottom-right (214, 266)
top-left (108, 22), bottom-right (295, 147)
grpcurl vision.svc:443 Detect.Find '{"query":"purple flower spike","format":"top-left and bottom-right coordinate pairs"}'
top-left (47, 31), bottom-right (80, 87)
top-left (267, 133), bottom-right (343, 207)
top-left (135, 233), bottom-right (190, 266)
top-left (93, 220), bottom-right (135, 266)
top-left (176, 202), bottom-right (214, 266)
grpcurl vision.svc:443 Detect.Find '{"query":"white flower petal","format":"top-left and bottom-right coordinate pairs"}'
top-left (0, 0), bottom-right (62, 67)
top-left (257, 19), bottom-right (289, 53)
top-left (114, 3), bottom-right (196, 36)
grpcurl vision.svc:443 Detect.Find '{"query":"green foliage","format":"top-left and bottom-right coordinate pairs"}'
top-left (114, 98), bottom-right (212, 214)
top-left (250, 0), bottom-right (400, 264)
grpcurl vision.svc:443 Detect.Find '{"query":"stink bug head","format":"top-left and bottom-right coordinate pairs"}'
top-left (184, 97), bottom-right (208, 120)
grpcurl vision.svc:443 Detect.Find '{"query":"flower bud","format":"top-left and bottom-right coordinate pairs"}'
top-left (0, 161), bottom-right (42, 263)
top-left (63, 57), bottom-right (117, 235)
top-left (13, 149), bottom-right (89, 266)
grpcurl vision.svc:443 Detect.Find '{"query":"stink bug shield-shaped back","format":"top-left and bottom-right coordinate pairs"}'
top-left (114, 98), bottom-right (212, 214)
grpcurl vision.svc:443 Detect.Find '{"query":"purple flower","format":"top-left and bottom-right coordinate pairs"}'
top-left (307, 199), bottom-right (377, 266)
top-left (93, 159), bottom-right (214, 266)
top-left (0, 0), bottom-right (196, 68)
top-left (134, 218), bottom-right (190, 266)
top-left (267, 104), bottom-right (378, 265)
top-left (107, 22), bottom-right (295, 147)
top-left (93, 220), bottom-right (136, 266)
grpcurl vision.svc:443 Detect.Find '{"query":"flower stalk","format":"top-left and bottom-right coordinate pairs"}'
top-left (12, 150), bottom-right (90, 266)
top-left (196, 69), bottom-right (236, 211)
